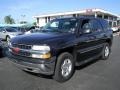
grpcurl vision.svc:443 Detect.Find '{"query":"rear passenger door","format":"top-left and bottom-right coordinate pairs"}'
top-left (90, 19), bottom-right (105, 50)
top-left (76, 19), bottom-right (104, 63)
top-left (86, 19), bottom-right (105, 56)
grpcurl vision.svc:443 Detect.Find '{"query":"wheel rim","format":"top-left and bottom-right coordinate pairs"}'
top-left (105, 46), bottom-right (109, 57)
top-left (61, 59), bottom-right (72, 77)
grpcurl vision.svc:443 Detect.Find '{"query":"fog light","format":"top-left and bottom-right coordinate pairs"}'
top-left (42, 53), bottom-right (51, 59)
top-left (32, 53), bottom-right (51, 59)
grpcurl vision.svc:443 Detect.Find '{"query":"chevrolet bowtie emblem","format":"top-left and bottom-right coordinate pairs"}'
top-left (12, 48), bottom-right (20, 54)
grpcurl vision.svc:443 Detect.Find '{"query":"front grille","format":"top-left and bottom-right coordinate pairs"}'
top-left (12, 43), bottom-right (32, 50)
top-left (12, 51), bottom-right (31, 57)
top-left (11, 43), bottom-right (32, 57)
top-left (19, 51), bottom-right (31, 57)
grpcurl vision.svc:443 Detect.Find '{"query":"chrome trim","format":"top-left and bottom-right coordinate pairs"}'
top-left (12, 43), bottom-right (32, 50)
top-left (78, 44), bottom-right (104, 54)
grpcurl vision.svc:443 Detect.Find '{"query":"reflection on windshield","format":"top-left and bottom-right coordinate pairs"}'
top-left (42, 19), bottom-right (78, 33)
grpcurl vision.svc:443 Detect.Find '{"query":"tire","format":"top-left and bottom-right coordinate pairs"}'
top-left (0, 47), bottom-right (3, 58)
top-left (53, 52), bottom-right (75, 82)
top-left (6, 36), bottom-right (10, 42)
top-left (101, 43), bottom-right (111, 60)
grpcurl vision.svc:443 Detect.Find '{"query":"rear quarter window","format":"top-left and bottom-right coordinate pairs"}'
top-left (100, 19), bottom-right (110, 30)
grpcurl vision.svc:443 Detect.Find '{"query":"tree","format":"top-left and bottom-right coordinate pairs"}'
top-left (20, 21), bottom-right (27, 24)
top-left (4, 15), bottom-right (15, 24)
top-left (33, 22), bottom-right (36, 26)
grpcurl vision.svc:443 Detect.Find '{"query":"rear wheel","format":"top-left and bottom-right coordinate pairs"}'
top-left (101, 43), bottom-right (111, 60)
top-left (53, 52), bottom-right (75, 82)
top-left (0, 47), bottom-right (3, 57)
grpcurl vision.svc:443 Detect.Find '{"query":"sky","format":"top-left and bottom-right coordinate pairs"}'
top-left (0, 0), bottom-right (120, 23)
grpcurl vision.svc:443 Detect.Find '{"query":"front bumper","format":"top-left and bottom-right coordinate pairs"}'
top-left (7, 51), bottom-right (56, 75)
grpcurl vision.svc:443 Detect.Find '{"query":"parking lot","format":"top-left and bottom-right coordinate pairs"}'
top-left (0, 35), bottom-right (120, 90)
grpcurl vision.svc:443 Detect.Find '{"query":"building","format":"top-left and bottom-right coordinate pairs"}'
top-left (34, 8), bottom-right (120, 27)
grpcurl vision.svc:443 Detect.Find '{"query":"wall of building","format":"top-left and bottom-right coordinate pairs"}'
top-left (36, 18), bottom-right (46, 27)
top-left (35, 10), bottom-right (119, 28)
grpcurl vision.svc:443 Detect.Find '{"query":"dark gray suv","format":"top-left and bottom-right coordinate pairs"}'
top-left (0, 39), bottom-right (3, 57)
top-left (8, 17), bottom-right (113, 82)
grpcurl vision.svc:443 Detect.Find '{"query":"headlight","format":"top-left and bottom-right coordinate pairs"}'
top-left (32, 45), bottom-right (51, 59)
top-left (32, 45), bottom-right (50, 51)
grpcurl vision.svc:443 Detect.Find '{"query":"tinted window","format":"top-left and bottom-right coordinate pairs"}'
top-left (0, 28), bottom-right (4, 32)
top-left (81, 19), bottom-right (92, 30)
top-left (81, 19), bottom-right (102, 33)
top-left (89, 19), bottom-right (103, 32)
top-left (100, 20), bottom-right (110, 30)
top-left (42, 18), bottom-right (78, 33)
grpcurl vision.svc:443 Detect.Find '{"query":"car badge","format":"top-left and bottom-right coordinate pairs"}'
top-left (12, 48), bottom-right (20, 54)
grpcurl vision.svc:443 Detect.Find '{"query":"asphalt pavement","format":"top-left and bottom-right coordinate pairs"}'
top-left (0, 36), bottom-right (120, 90)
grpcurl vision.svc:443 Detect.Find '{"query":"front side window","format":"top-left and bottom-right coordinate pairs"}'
top-left (81, 20), bottom-right (92, 30)
top-left (0, 28), bottom-right (5, 32)
top-left (42, 18), bottom-right (78, 33)
top-left (81, 19), bottom-right (93, 33)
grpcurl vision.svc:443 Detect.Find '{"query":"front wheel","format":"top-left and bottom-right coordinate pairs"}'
top-left (101, 43), bottom-right (111, 60)
top-left (53, 52), bottom-right (75, 82)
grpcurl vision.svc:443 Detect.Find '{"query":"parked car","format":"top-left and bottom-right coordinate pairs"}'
top-left (8, 17), bottom-right (113, 82)
top-left (0, 39), bottom-right (3, 57)
top-left (11, 27), bottom-right (26, 34)
top-left (0, 27), bottom-right (23, 41)
top-left (111, 26), bottom-right (119, 33)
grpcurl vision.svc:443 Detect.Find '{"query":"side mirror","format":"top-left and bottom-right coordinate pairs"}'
top-left (83, 29), bottom-right (91, 34)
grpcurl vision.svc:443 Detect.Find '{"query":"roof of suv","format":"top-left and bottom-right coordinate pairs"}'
top-left (54, 16), bottom-right (105, 21)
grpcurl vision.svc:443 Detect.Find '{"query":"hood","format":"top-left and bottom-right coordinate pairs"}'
top-left (11, 32), bottom-right (75, 45)
top-left (9, 32), bottom-right (23, 35)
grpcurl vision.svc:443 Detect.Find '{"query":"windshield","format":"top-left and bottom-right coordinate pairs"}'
top-left (42, 18), bottom-right (78, 33)
top-left (6, 28), bottom-right (18, 32)
top-left (11, 27), bottom-right (26, 32)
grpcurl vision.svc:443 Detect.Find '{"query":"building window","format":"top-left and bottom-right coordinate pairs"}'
top-left (113, 22), bottom-right (117, 27)
top-left (73, 14), bottom-right (76, 17)
top-left (45, 17), bottom-right (47, 23)
top-left (37, 18), bottom-right (39, 24)
top-left (97, 15), bottom-right (102, 18)
top-left (109, 16), bottom-right (113, 20)
top-left (104, 15), bottom-right (108, 19)
top-left (48, 17), bottom-right (50, 22)
top-left (113, 17), bottom-right (117, 21)
top-left (109, 21), bottom-right (112, 27)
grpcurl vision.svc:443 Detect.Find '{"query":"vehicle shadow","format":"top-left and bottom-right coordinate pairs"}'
top-left (24, 58), bottom-right (100, 79)
top-left (0, 46), bottom-right (8, 58)
top-left (24, 70), bottom-right (52, 79)
top-left (75, 58), bottom-right (100, 70)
